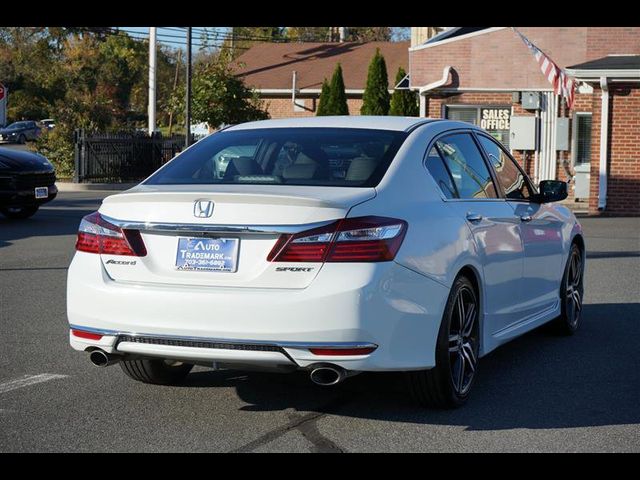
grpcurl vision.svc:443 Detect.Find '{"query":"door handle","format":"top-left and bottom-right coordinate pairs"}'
top-left (520, 215), bottom-right (532, 222)
top-left (466, 212), bottom-right (483, 223)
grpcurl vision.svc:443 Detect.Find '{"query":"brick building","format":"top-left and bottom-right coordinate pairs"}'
top-left (408, 27), bottom-right (640, 215)
top-left (233, 41), bottom-right (410, 118)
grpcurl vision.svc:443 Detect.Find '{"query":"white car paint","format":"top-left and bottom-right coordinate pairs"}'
top-left (67, 116), bottom-right (584, 375)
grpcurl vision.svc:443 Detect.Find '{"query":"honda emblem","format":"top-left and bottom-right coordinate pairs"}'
top-left (193, 200), bottom-right (214, 218)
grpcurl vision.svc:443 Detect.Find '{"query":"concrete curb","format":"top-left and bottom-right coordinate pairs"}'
top-left (56, 182), bottom-right (138, 192)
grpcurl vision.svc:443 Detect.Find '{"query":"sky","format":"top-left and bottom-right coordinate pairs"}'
top-left (118, 27), bottom-right (230, 51)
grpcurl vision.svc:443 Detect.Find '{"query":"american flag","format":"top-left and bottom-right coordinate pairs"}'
top-left (512, 28), bottom-right (576, 109)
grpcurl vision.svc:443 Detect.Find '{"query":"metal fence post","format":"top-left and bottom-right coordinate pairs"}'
top-left (73, 129), bottom-right (81, 183)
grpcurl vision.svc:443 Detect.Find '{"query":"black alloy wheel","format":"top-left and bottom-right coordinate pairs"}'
top-left (408, 275), bottom-right (480, 408)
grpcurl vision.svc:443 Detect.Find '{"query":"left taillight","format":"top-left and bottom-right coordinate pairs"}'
top-left (75, 211), bottom-right (147, 256)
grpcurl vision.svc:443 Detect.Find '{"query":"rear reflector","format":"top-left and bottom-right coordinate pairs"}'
top-left (75, 212), bottom-right (146, 256)
top-left (71, 329), bottom-right (103, 341)
top-left (268, 216), bottom-right (407, 263)
top-left (309, 347), bottom-right (377, 356)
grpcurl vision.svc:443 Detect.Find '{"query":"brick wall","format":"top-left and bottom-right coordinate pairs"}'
top-left (426, 92), bottom-right (531, 172)
top-left (263, 96), bottom-right (364, 119)
top-left (410, 27), bottom-right (640, 90)
top-left (589, 84), bottom-right (640, 216)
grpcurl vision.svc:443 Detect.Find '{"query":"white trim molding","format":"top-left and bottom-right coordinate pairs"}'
top-left (566, 68), bottom-right (640, 81)
top-left (409, 27), bottom-right (507, 52)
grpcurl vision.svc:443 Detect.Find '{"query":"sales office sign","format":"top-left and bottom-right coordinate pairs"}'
top-left (480, 107), bottom-right (510, 130)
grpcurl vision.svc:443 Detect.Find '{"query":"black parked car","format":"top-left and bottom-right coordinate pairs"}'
top-left (0, 121), bottom-right (42, 144)
top-left (0, 147), bottom-right (57, 219)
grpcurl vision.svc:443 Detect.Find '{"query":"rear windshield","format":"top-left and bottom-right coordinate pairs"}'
top-left (144, 127), bottom-right (408, 187)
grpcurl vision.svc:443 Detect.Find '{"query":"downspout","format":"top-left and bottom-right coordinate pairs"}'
top-left (292, 71), bottom-right (297, 105)
top-left (417, 66), bottom-right (452, 118)
top-left (598, 76), bottom-right (609, 211)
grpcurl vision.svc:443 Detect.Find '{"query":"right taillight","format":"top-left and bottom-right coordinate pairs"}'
top-left (268, 216), bottom-right (407, 263)
top-left (76, 211), bottom-right (147, 256)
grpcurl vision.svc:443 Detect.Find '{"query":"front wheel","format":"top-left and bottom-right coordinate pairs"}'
top-left (0, 205), bottom-right (39, 219)
top-left (407, 275), bottom-right (480, 408)
top-left (18, 134), bottom-right (26, 144)
top-left (120, 358), bottom-right (193, 385)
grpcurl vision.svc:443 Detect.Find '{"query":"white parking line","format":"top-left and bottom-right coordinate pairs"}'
top-left (0, 374), bottom-right (68, 395)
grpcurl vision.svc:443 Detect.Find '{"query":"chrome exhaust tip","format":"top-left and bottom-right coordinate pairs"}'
top-left (309, 365), bottom-right (347, 386)
top-left (89, 350), bottom-right (120, 368)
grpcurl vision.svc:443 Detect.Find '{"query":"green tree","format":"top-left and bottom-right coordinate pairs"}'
top-left (360, 49), bottom-right (390, 115)
top-left (324, 63), bottom-right (349, 115)
top-left (346, 27), bottom-right (392, 42)
top-left (389, 67), bottom-right (419, 116)
top-left (286, 27), bottom-right (331, 42)
top-left (171, 55), bottom-right (269, 129)
top-left (316, 79), bottom-right (331, 116)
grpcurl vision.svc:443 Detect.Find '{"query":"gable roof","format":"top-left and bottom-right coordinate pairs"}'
top-left (233, 41), bottom-right (410, 92)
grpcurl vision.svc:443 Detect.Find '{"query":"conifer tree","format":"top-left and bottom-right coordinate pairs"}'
top-left (361, 49), bottom-right (390, 115)
top-left (325, 63), bottom-right (349, 115)
top-left (316, 78), bottom-right (331, 116)
top-left (389, 67), bottom-right (419, 116)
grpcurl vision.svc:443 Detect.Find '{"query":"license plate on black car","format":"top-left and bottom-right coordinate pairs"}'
top-left (35, 187), bottom-right (48, 199)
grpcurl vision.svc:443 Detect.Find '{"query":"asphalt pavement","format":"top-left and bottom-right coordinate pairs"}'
top-left (0, 191), bottom-right (639, 452)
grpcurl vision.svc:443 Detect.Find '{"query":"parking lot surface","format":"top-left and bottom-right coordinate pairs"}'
top-left (1, 192), bottom-right (639, 452)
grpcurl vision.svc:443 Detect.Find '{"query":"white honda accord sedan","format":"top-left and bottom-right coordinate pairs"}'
top-left (67, 116), bottom-right (585, 408)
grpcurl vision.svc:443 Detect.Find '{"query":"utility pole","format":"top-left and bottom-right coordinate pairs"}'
top-left (167, 51), bottom-right (181, 136)
top-left (148, 27), bottom-right (157, 135)
top-left (185, 27), bottom-right (192, 147)
top-left (339, 27), bottom-right (346, 43)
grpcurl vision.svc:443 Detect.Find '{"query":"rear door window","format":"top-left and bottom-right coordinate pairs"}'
top-left (425, 147), bottom-right (458, 199)
top-left (477, 135), bottom-right (533, 200)
top-left (435, 133), bottom-right (498, 199)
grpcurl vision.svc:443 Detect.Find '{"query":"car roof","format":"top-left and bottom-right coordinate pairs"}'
top-left (225, 116), bottom-right (440, 132)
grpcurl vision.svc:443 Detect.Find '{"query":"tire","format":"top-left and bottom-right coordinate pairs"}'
top-left (119, 358), bottom-right (193, 385)
top-left (0, 205), bottom-right (39, 219)
top-left (18, 134), bottom-right (26, 144)
top-left (550, 243), bottom-right (584, 335)
top-left (407, 275), bottom-right (480, 408)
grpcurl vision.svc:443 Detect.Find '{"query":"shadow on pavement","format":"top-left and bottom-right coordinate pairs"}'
top-left (179, 302), bottom-right (640, 431)
top-left (0, 197), bottom-right (105, 249)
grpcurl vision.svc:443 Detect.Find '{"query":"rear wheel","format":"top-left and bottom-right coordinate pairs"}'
top-left (120, 358), bottom-right (193, 385)
top-left (0, 205), bottom-right (39, 219)
top-left (408, 275), bottom-right (480, 408)
top-left (551, 243), bottom-right (584, 335)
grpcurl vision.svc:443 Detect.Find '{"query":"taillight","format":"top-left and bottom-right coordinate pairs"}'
top-left (268, 216), bottom-right (407, 263)
top-left (75, 212), bottom-right (147, 256)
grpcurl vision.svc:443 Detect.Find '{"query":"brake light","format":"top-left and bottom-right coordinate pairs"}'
top-left (268, 216), bottom-right (407, 263)
top-left (75, 212), bottom-right (147, 256)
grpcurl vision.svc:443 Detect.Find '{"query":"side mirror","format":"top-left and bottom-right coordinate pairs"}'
top-left (536, 180), bottom-right (568, 203)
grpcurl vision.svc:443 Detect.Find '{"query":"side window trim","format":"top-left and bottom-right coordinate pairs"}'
top-left (473, 132), bottom-right (538, 201)
top-left (421, 128), bottom-right (505, 202)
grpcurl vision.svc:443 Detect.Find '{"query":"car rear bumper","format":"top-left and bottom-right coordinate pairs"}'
top-left (67, 251), bottom-right (450, 371)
